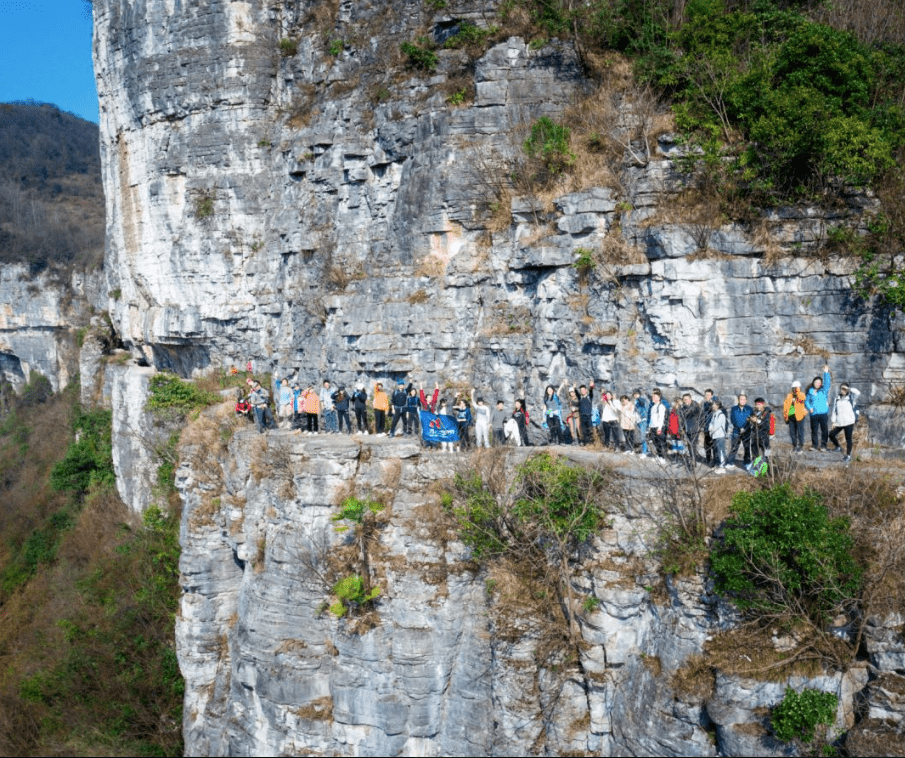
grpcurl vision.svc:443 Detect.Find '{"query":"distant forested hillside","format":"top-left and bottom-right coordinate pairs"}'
top-left (0, 102), bottom-right (104, 273)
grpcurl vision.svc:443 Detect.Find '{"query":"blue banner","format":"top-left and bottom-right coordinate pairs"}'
top-left (419, 410), bottom-right (460, 443)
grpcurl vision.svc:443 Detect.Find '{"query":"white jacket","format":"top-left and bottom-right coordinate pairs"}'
top-left (831, 387), bottom-right (861, 427)
top-left (649, 402), bottom-right (666, 431)
top-left (708, 409), bottom-right (728, 440)
top-left (600, 396), bottom-right (620, 423)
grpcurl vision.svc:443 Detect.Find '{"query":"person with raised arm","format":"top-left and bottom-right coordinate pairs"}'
top-left (805, 364), bottom-right (832, 451)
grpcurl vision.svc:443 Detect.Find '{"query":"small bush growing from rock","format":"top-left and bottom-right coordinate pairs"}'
top-left (330, 575), bottom-right (380, 617)
top-left (710, 484), bottom-right (862, 625)
top-left (146, 373), bottom-right (219, 417)
top-left (523, 116), bottom-right (575, 175)
top-left (400, 40), bottom-right (438, 73)
top-left (771, 686), bottom-right (838, 743)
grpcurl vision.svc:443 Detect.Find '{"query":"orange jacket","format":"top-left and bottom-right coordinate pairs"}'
top-left (782, 389), bottom-right (808, 422)
top-left (373, 385), bottom-right (389, 412)
top-left (302, 389), bottom-right (320, 414)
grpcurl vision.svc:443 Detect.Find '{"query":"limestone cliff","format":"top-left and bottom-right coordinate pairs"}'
top-left (92, 0), bottom-right (904, 445)
top-left (0, 264), bottom-right (106, 393)
top-left (87, 0), bottom-right (905, 755)
top-left (174, 420), bottom-right (901, 756)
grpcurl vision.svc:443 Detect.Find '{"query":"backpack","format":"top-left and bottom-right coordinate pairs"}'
top-left (668, 409), bottom-right (680, 436)
top-left (748, 455), bottom-right (769, 477)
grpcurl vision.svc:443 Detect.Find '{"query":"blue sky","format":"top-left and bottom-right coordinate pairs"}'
top-left (0, 0), bottom-right (98, 123)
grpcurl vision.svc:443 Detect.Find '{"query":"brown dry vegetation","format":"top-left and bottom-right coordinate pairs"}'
top-left (0, 103), bottom-right (104, 272)
top-left (0, 387), bottom-right (183, 756)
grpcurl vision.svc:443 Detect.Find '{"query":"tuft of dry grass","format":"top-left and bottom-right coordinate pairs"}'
top-left (671, 654), bottom-right (716, 700)
top-left (293, 696), bottom-right (334, 722)
top-left (406, 289), bottom-right (429, 304)
top-left (886, 385), bottom-right (905, 409)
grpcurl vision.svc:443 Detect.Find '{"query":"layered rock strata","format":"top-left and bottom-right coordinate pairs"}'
top-left (92, 0), bottom-right (904, 446)
top-left (0, 264), bottom-right (106, 392)
top-left (176, 424), bottom-right (902, 756)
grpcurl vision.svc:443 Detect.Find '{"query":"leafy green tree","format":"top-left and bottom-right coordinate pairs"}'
top-left (50, 408), bottom-right (114, 495)
top-left (448, 452), bottom-right (611, 646)
top-left (711, 485), bottom-right (862, 625)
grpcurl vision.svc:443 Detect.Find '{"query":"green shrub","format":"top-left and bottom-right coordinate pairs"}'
top-left (573, 247), bottom-right (595, 274)
top-left (145, 373), bottom-right (219, 417)
top-left (50, 408), bottom-right (114, 495)
top-left (443, 22), bottom-right (498, 49)
top-left (710, 485), bottom-right (862, 623)
top-left (771, 687), bottom-right (838, 743)
top-left (330, 575), bottom-right (380, 617)
top-left (400, 40), bottom-right (439, 73)
top-left (328, 38), bottom-right (343, 57)
top-left (193, 192), bottom-right (215, 220)
top-left (448, 452), bottom-right (613, 653)
top-left (523, 116), bottom-right (575, 175)
top-left (279, 37), bottom-right (298, 56)
top-left (333, 496), bottom-right (384, 525)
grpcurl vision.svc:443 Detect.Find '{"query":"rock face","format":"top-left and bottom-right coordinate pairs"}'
top-left (89, 0), bottom-right (905, 754)
top-left (92, 0), bottom-right (904, 446)
top-left (175, 426), bottom-right (901, 756)
top-left (0, 264), bottom-right (106, 392)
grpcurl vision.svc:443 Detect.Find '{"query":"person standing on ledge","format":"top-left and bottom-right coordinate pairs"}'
top-left (373, 382), bottom-right (389, 436)
top-left (805, 364), bottom-right (831, 451)
top-left (829, 383), bottom-right (861, 462)
top-left (249, 380), bottom-right (274, 434)
top-left (782, 380), bottom-right (809, 453)
top-left (320, 380), bottom-right (337, 433)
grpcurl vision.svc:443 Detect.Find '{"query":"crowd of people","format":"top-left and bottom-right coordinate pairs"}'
top-left (235, 363), bottom-right (862, 470)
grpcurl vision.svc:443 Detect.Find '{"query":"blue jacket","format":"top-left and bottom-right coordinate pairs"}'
top-left (805, 371), bottom-right (831, 415)
top-left (634, 395), bottom-right (651, 427)
top-left (455, 406), bottom-right (472, 425)
top-left (730, 404), bottom-right (754, 433)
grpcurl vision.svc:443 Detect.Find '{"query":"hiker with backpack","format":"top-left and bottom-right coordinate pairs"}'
top-left (320, 380), bottom-right (337, 433)
top-left (512, 399), bottom-right (530, 447)
top-left (829, 384), bottom-right (861, 462)
top-left (575, 382), bottom-right (595, 446)
top-left (618, 395), bottom-right (638, 454)
top-left (648, 389), bottom-right (668, 461)
top-left (332, 386), bottom-right (352, 434)
top-left (453, 394), bottom-right (473, 450)
top-left (301, 385), bottom-right (320, 433)
top-left (389, 380), bottom-right (411, 437)
top-left (352, 384), bottom-right (368, 433)
top-left (471, 390), bottom-right (491, 449)
top-left (633, 389), bottom-right (651, 456)
top-left (373, 382), bottom-right (389, 436)
top-left (679, 393), bottom-right (703, 466)
top-left (248, 380), bottom-right (275, 434)
top-left (276, 375), bottom-right (295, 429)
top-left (746, 397), bottom-right (773, 468)
top-left (728, 394), bottom-right (754, 467)
top-left (599, 388), bottom-right (621, 451)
